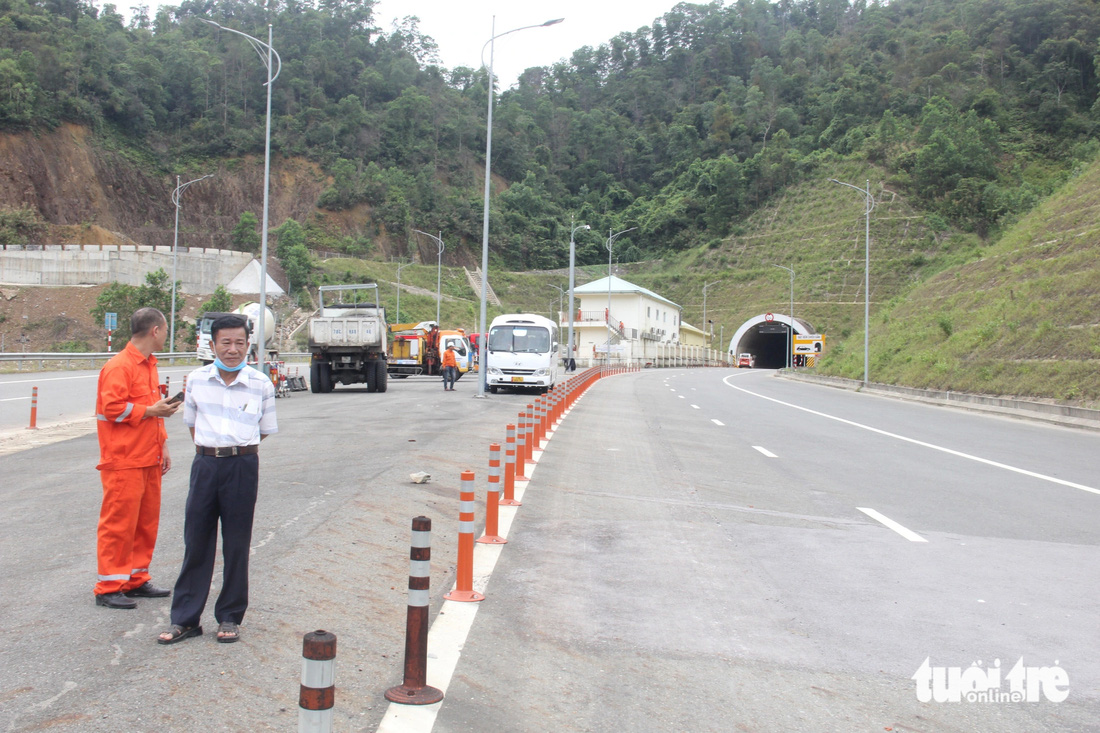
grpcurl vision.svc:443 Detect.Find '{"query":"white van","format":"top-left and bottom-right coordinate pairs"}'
top-left (486, 314), bottom-right (559, 394)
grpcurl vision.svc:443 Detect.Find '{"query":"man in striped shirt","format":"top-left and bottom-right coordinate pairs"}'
top-left (158, 314), bottom-right (277, 645)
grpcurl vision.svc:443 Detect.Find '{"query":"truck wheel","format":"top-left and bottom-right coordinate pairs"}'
top-left (489, 385), bottom-right (498, 394)
top-left (374, 360), bottom-right (388, 393)
top-left (310, 362), bottom-right (322, 393)
top-left (365, 362), bottom-right (378, 393)
top-left (314, 362), bottom-right (333, 393)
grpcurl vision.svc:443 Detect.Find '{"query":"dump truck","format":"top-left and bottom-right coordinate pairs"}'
top-left (388, 322), bottom-right (472, 379)
top-left (308, 284), bottom-right (388, 393)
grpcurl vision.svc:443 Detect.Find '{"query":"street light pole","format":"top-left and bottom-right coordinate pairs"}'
top-left (414, 230), bottom-right (445, 324)
top-left (170, 173), bottom-right (213, 351)
top-left (773, 264), bottom-right (794, 369)
top-left (567, 217), bottom-right (590, 366)
top-left (605, 227), bottom-right (636, 363)
top-left (202, 19), bottom-right (280, 370)
top-left (830, 178), bottom-right (875, 386)
top-left (395, 260), bottom-right (411, 323)
top-left (549, 284), bottom-right (566, 324)
top-left (477, 16), bottom-right (564, 397)
top-left (702, 280), bottom-right (719, 347)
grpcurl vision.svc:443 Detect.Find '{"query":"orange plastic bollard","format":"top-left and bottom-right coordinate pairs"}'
top-left (515, 411), bottom-right (529, 481)
top-left (501, 425), bottom-right (521, 506)
top-left (477, 444), bottom-right (506, 544)
top-left (386, 517), bottom-right (444, 704)
top-left (526, 403), bottom-right (537, 459)
top-left (444, 472), bottom-right (485, 603)
top-left (27, 386), bottom-right (38, 430)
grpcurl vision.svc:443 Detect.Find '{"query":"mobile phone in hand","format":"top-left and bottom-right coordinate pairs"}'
top-left (167, 391), bottom-right (185, 405)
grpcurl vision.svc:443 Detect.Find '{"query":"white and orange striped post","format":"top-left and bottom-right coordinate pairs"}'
top-left (524, 404), bottom-right (536, 463)
top-left (477, 444), bottom-right (506, 545)
top-left (534, 398), bottom-right (546, 447)
top-left (515, 411), bottom-right (530, 481)
top-left (444, 471), bottom-right (484, 603)
top-left (386, 516), bottom-right (444, 704)
top-left (299, 630), bottom-right (336, 731)
top-left (27, 386), bottom-right (38, 430)
top-left (501, 424), bottom-right (521, 506)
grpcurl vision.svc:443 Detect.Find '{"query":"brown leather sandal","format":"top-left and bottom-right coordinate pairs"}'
top-left (157, 624), bottom-right (202, 645)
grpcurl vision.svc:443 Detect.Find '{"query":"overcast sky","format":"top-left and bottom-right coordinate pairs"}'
top-left (100, 0), bottom-right (685, 88)
top-left (373, 0), bottom-right (683, 87)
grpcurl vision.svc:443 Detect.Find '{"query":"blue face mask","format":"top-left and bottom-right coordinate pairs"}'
top-left (214, 356), bottom-right (247, 372)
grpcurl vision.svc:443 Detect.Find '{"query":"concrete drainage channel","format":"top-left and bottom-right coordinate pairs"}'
top-left (778, 370), bottom-right (1100, 431)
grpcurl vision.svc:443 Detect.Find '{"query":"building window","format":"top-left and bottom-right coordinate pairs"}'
top-left (647, 306), bottom-right (651, 318)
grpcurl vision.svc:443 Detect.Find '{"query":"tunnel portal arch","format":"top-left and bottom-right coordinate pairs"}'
top-left (727, 314), bottom-right (814, 369)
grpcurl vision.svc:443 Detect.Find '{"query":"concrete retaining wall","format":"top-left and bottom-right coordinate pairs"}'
top-left (0, 245), bottom-right (252, 295)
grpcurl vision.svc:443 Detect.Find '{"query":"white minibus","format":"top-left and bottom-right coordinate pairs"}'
top-left (485, 314), bottom-right (559, 394)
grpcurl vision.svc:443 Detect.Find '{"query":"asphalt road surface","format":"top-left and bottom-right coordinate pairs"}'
top-left (0, 367), bottom-right (1097, 732)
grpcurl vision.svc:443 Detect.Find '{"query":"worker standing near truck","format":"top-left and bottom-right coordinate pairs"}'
top-left (441, 343), bottom-right (458, 391)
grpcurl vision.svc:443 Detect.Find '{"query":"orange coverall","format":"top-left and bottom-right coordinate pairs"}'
top-left (94, 342), bottom-right (168, 596)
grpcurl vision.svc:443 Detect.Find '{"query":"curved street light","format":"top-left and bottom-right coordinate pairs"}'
top-left (476, 16), bottom-right (565, 397)
top-left (170, 173), bottom-right (214, 351)
top-left (549, 283), bottom-right (566, 323)
top-left (702, 280), bottom-right (719, 347)
top-left (202, 18), bottom-right (281, 369)
top-left (395, 261), bottom-right (412, 324)
top-left (829, 178), bottom-right (875, 386)
top-left (772, 265), bottom-right (794, 369)
top-left (414, 230), bottom-right (446, 325)
top-left (605, 226), bottom-right (636, 363)
top-left (567, 217), bottom-right (590, 366)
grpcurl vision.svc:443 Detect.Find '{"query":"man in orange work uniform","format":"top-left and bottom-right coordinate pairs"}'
top-left (94, 307), bottom-right (181, 609)
top-left (441, 342), bottom-right (458, 391)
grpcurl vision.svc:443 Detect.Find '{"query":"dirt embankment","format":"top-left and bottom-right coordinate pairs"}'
top-left (0, 123), bottom-right (343, 250)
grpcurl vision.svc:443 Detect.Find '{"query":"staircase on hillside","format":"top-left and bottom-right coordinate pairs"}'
top-left (464, 267), bottom-right (501, 307)
top-left (276, 307), bottom-right (316, 351)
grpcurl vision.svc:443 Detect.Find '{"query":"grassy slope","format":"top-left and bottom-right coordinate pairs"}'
top-left (854, 158), bottom-right (1100, 406)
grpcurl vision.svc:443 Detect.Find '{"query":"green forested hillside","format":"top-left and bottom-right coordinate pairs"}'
top-left (2, 0), bottom-right (1098, 266)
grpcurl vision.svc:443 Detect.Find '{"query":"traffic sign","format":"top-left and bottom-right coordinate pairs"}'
top-left (104, 312), bottom-right (117, 331)
top-left (764, 313), bottom-right (774, 322)
top-left (793, 334), bottom-right (825, 354)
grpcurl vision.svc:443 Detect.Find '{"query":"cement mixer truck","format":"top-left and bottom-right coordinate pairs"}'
top-left (196, 302), bottom-right (276, 365)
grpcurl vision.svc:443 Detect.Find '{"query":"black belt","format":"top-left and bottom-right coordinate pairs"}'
top-left (196, 445), bottom-right (259, 457)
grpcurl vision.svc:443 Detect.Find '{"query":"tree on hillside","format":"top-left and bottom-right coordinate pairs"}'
top-left (231, 212), bottom-right (261, 254)
top-left (91, 269), bottom-right (179, 346)
top-left (275, 218), bottom-right (313, 295)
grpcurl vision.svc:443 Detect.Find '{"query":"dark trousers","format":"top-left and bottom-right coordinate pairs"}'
top-left (169, 454), bottom-right (259, 628)
top-left (442, 366), bottom-right (457, 389)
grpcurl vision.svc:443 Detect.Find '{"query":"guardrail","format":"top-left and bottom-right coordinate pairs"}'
top-left (0, 352), bottom-right (311, 370)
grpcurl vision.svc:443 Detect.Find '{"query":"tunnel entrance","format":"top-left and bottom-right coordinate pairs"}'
top-left (727, 314), bottom-right (813, 369)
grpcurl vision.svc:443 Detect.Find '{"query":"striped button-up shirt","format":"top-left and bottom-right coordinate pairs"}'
top-left (184, 363), bottom-right (277, 448)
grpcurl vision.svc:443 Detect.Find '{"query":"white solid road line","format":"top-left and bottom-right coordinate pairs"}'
top-left (376, 411), bottom-right (553, 733)
top-left (691, 404), bottom-right (699, 409)
top-left (722, 376), bottom-right (1100, 497)
top-left (0, 397), bottom-right (31, 402)
top-left (857, 507), bottom-right (928, 542)
top-left (711, 419), bottom-right (725, 426)
top-left (753, 445), bottom-right (778, 458)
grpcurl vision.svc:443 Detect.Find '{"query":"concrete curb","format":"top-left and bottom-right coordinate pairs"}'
top-left (778, 371), bottom-right (1100, 432)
